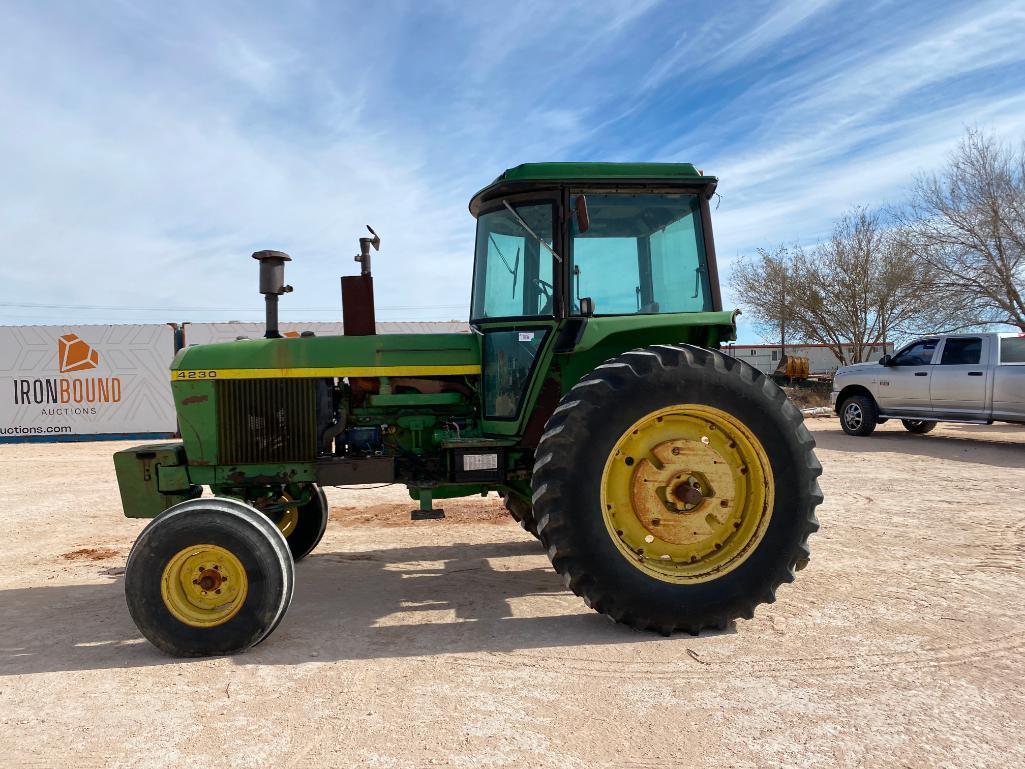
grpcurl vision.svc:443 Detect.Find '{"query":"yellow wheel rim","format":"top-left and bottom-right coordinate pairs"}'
top-left (160, 544), bottom-right (249, 627)
top-left (254, 493), bottom-right (298, 538)
top-left (600, 404), bottom-right (774, 584)
top-left (275, 504), bottom-right (299, 538)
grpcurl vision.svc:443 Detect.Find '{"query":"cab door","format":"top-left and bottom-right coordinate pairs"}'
top-left (470, 196), bottom-right (561, 436)
top-left (876, 338), bottom-right (939, 415)
top-left (929, 336), bottom-right (989, 417)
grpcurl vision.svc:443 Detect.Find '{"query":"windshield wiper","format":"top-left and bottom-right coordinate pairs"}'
top-left (503, 201), bottom-right (562, 263)
top-left (487, 234), bottom-right (520, 299)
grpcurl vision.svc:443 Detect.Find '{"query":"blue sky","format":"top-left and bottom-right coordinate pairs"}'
top-left (2, 0), bottom-right (1024, 342)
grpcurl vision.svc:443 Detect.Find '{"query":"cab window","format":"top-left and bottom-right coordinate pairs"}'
top-left (939, 337), bottom-right (982, 365)
top-left (481, 329), bottom-right (548, 418)
top-left (569, 193), bottom-right (711, 315)
top-left (891, 339), bottom-right (938, 366)
top-left (471, 203), bottom-right (555, 321)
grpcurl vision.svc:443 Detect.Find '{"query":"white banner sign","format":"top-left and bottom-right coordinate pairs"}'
top-left (182, 322), bottom-right (346, 346)
top-left (0, 325), bottom-right (177, 438)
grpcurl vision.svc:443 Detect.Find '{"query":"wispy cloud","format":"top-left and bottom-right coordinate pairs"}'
top-left (0, 0), bottom-right (1024, 342)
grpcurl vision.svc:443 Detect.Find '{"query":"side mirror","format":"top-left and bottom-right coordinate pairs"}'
top-left (579, 297), bottom-right (595, 317)
top-left (574, 195), bottom-right (590, 234)
top-left (879, 354), bottom-right (892, 366)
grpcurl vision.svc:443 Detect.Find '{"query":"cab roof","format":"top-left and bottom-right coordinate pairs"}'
top-left (469, 162), bottom-right (717, 216)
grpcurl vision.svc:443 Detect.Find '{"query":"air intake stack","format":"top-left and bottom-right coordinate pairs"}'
top-left (252, 250), bottom-right (292, 339)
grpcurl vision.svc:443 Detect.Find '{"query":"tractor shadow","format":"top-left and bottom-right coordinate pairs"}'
top-left (0, 536), bottom-right (734, 676)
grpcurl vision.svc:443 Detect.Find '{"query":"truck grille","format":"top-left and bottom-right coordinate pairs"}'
top-left (217, 379), bottom-right (316, 464)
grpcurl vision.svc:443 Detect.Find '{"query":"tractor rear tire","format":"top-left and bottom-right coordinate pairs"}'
top-left (125, 498), bottom-right (294, 657)
top-left (901, 419), bottom-right (937, 434)
top-left (503, 492), bottom-right (539, 538)
top-left (839, 394), bottom-right (878, 436)
top-left (531, 344), bottom-right (821, 635)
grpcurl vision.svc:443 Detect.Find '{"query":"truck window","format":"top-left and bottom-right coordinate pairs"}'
top-left (1000, 336), bottom-right (1025, 364)
top-left (940, 337), bottom-right (982, 365)
top-left (890, 339), bottom-right (938, 366)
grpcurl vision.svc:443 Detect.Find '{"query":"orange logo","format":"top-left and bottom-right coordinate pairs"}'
top-left (58, 333), bottom-right (99, 373)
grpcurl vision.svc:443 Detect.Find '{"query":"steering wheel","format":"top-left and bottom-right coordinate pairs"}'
top-left (533, 278), bottom-right (554, 315)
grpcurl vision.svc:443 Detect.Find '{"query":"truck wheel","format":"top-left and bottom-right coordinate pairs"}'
top-left (531, 345), bottom-right (821, 635)
top-left (839, 394), bottom-right (877, 436)
top-left (901, 419), bottom-right (937, 434)
top-left (125, 498), bottom-right (294, 657)
top-left (502, 492), bottom-right (539, 538)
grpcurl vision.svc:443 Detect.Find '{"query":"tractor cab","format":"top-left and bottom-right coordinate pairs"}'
top-left (467, 162), bottom-right (723, 433)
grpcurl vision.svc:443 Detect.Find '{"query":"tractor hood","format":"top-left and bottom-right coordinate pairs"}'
top-left (170, 333), bottom-right (481, 380)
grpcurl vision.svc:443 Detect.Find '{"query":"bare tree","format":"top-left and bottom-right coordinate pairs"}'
top-left (732, 209), bottom-right (933, 364)
top-left (900, 128), bottom-right (1025, 331)
top-left (730, 245), bottom-right (796, 353)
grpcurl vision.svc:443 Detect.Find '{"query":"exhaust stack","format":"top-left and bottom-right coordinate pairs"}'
top-left (252, 250), bottom-right (292, 339)
top-left (341, 226), bottom-right (380, 336)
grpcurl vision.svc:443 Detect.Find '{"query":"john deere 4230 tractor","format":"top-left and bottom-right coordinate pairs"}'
top-left (115, 163), bottom-right (822, 656)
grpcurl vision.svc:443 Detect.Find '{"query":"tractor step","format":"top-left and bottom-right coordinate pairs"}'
top-left (412, 488), bottom-right (445, 520)
top-left (411, 507), bottom-right (445, 520)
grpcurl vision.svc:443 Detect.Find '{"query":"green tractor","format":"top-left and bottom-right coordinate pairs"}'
top-left (115, 163), bottom-right (822, 656)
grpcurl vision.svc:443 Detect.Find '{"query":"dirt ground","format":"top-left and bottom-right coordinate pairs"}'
top-left (1, 419), bottom-right (1024, 768)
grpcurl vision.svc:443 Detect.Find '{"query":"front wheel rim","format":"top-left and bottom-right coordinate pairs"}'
top-left (160, 544), bottom-right (249, 627)
top-left (600, 404), bottom-right (774, 584)
top-left (844, 403), bottom-right (863, 430)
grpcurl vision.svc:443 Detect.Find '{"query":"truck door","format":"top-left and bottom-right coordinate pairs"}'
top-left (929, 336), bottom-right (988, 417)
top-left (876, 338), bottom-right (938, 415)
top-left (993, 335), bottom-right (1025, 422)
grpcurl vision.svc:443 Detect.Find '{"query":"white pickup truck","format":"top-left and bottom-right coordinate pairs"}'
top-left (831, 332), bottom-right (1025, 436)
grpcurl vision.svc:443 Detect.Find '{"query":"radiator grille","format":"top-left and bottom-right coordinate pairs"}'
top-left (217, 379), bottom-right (316, 464)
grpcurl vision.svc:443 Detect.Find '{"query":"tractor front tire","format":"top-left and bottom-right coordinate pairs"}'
top-left (125, 498), bottom-right (294, 657)
top-left (901, 419), bottom-right (937, 434)
top-left (286, 485), bottom-right (330, 561)
top-left (531, 344), bottom-right (821, 635)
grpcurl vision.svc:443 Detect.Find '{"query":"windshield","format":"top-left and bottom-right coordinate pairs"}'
top-left (471, 203), bottom-right (555, 320)
top-left (569, 193), bottom-right (711, 315)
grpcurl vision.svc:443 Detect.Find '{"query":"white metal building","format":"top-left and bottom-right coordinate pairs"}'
top-left (721, 342), bottom-right (894, 376)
